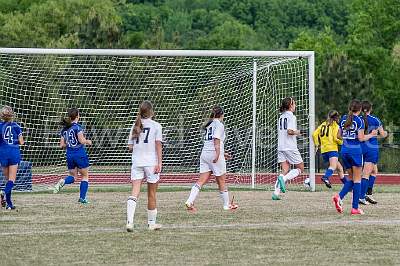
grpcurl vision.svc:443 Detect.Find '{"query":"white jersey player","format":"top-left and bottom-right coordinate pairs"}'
top-left (185, 106), bottom-right (238, 212)
top-left (126, 100), bottom-right (163, 232)
top-left (272, 97), bottom-right (304, 200)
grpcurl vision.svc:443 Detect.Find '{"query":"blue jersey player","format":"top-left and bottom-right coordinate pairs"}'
top-left (53, 108), bottom-right (92, 204)
top-left (332, 100), bottom-right (377, 215)
top-left (359, 101), bottom-right (387, 205)
top-left (0, 106), bottom-right (24, 210)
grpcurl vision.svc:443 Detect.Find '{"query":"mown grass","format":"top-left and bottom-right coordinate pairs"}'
top-left (1, 187), bottom-right (400, 265)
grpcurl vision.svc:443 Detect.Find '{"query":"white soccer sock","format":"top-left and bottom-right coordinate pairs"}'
top-left (283, 169), bottom-right (301, 182)
top-left (147, 209), bottom-right (157, 225)
top-left (186, 184), bottom-right (201, 205)
top-left (273, 179), bottom-right (280, 195)
top-left (127, 196), bottom-right (137, 225)
top-left (219, 190), bottom-right (229, 208)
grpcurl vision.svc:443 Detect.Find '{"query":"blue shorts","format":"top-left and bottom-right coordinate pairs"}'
top-left (0, 147), bottom-right (21, 167)
top-left (341, 153), bottom-right (363, 169)
top-left (321, 151), bottom-right (339, 163)
top-left (66, 151), bottom-right (90, 170)
top-left (363, 149), bottom-right (379, 164)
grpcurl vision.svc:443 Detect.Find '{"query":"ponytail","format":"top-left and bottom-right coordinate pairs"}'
top-left (131, 113), bottom-right (143, 139)
top-left (344, 99), bottom-right (362, 129)
top-left (279, 97), bottom-right (294, 113)
top-left (362, 100), bottom-right (371, 134)
top-left (202, 105), bottom-right (224, 129)
top-left (130, 100), bottom-right (154, 140)
top-left (326, 110), bottom-right (339, 126)
top-left (60, 117), bottom-right (72, 129)
top-left (343, 112), bottom-right (353, 129)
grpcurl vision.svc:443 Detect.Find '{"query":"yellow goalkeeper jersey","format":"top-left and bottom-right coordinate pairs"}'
top-left (312, 121), bottom-right (343, 153)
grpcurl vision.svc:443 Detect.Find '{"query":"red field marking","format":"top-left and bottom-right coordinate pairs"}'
top-left (33, 173), bottom-right (400, 185)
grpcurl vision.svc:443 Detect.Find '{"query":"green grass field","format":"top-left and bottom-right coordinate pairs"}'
top-left (1, 186), bottom-right (400, 265)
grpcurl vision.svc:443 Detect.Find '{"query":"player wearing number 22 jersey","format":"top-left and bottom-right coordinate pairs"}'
top-left (126, 100), bottom-right (163, 232)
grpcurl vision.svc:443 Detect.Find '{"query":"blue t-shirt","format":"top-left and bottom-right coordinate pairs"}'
top-left (339, 114), bottom-right (364, 154)
top-left (360, 114), bottom-right (382, 150)
top-left (0, 121), bottom-right (22, 149)
top-left (60, 123), bottom-right (86, 153)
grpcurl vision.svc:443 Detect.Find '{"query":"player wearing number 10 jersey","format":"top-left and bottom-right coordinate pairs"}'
top-left (126, 100), bottom-right (163, 232)
top-left (312, 110), bottom-right (345, 188)
top-left (272, 97), bottom-right (304, 200)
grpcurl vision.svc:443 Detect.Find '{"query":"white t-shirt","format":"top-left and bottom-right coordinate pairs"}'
top-left (277, 111), bottom-right (298, 151)
top-left (128, 118), bottom-right (163, 167)
top-left (201, 119), bottom-right (225, 154)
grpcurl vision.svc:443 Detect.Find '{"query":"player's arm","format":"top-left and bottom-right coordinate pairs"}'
top-left (377, 125), bottom-right (388, 139)
top-left (213, 138), bottom-right (221, 163)
top-left (287, 116), bottom-right (300, 136)
top-left (18, 134), bottom-right (24, 145)
top-left (154, 140), bottom-right (162, 174)
top-left (334, 128), bottom-right (343, 145)
top-left (358, 129), bottom-right (377, 142)
top-left (128, 127), bottom-right (134, 152)
top-left (60, 137), bottom-right (66, 148)
top-left (77, 132), bottom-right (92, 146)
top-left (312, 126), bottom-right (321, 147)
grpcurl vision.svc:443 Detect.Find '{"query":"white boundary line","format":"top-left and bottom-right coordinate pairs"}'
top-left (2, 219), bottom-right (400, 236)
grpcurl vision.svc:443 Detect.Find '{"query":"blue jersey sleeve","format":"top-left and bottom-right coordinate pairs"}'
top-left (356, 116), bottom-right (364, 130)
top-left (14, 123), bottom-right (22, 137)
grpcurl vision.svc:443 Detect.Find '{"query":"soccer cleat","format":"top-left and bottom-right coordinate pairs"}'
top-left (185, 202), bottom-right (197, 213)
top-left (272, 193), bottom-right (281, 201)
top-left (223, 204), bottom-right (239, 210)
top-left (53, 179), bottom-right (65, 194)
top-left (0, 191), bottom-right (5, 208)
top-left (148, 223), bottom-right (162, 231)
top-left (321, 177), bottom-right (332, 189)
top-left (351, 208), bottom-right (364, 215)
top-left (5, 205), bottom-right (16, 210)
top-left (365, 195), bottom-right (378, 205)
top-left (359, 199), bottom-right (369, 205)
top-left (78, 198), bottom-right (90, 204)
top-left (126, 223), bottom-right (134, 232)
top-left (277, 175), bottom-right (286, 193)
top-left (332, 194), bottom-right (343, 213)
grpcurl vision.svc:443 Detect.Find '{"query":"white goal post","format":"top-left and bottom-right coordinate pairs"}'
top-left (0, 48), bottom-right (315, 191)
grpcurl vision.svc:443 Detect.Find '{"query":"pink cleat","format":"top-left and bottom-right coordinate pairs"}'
top-left (185, 202), bottom-right (197, 213)
top-left (351, 208), bottom-right (364, 215)
top-left (332, 194), bottom-right (343, 213)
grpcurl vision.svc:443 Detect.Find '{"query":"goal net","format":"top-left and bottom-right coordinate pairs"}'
top-left (0, 49), bottom-right (315, 192)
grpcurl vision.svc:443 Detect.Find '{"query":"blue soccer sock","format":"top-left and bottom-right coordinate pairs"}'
top-left (4, 180), bottom-right (14, 207)
top-left (352, 182), bottom-right (361, 209)
top-left (64, 175), bottom-right (75, 185)
top-left (339, 180), bottom-right (353, 200)
top-left (323, 168), bottom-right (334, 180)
top-left (360, 178), bottom-right (369, 200)
top-left (368, 175), bottom-right (376, 194)
top-left (79, 180), bottom-right (89, 200)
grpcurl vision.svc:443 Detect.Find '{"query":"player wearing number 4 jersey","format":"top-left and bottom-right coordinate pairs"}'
top-left (0, 106), bottom-right (24, 210)
top-left (126, 101), bottom-right (163, 232)
top-left (185, 106), bottom-right (238, 212)
top-left (312, 110), bottom-right (345, 188)
top-left (272, 97), bottom-right (304, 200)
top-left (53, 108), bottom-right (92, 204)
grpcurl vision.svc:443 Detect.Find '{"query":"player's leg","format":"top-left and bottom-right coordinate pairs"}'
top-left (321, 153), bottom-right (339, 188)
top-left (359, 162), bottom-right (374, 205)
top-left (351, 164), bottom-right (364, 215)
top-left (366, 164), bottom-right (378, 204)
top-left (272, 160), bottom-right (289, 200)
top-left (53, 155), bottom-right (77, 193)
top-left (126, 178), bottom-right (142, 232)
top-left (1, 166), bottom-right (9, 208)
top-left (147, 181), bottom-right (161, 230)
top-left (77, 167), bottom-right (90, 203)
top-left (4, 164), bottom-right (18, 209)
top-left (185, 171), bottom-right (211, 212)
top-left (333, 154), bottom-right (353, 213)
top-left (336, 161), bottom-right (346, 184)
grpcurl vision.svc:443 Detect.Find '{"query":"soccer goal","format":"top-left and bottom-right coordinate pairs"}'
top-left (0, 48), bottom-right (315, 192)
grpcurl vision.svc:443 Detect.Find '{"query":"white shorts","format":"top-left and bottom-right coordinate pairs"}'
top-left (278, 150), bottom-right (303, 165)
top-left (199, 152), bottom-right (226, 176)
top-left (130, 165), bottom-right (160, 183)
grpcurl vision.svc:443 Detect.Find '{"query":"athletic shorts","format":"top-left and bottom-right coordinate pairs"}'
top-left (278, 150), bottom-right (303, 165)
top-left (130, 165), bottom-right (160, 183)
top-left (199, 151), bottom-right (226, 176)
top-left (363, 149), bottom-right (379, 164)
top-left (66, 151), bottom-right (90, 170)
top-left (341, 152), bottom-right (363, 169)
top-left (321, 151), bottom-right (339, 163)
top-left (0, 147), bottom-right (21, 167)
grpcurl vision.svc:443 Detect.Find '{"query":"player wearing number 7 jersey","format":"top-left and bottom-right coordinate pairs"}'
top-left (272, 97), bottom-right (304, 200)
top-left (312, 110), bottom-right (345, 188)
top-left (0, 106), bottom-right (24, 210)
top-left (126, 100), bottom-right (163, 232)
top-left (184, 106), bottom-right (238, 212)
top-left (53, 108), bottom-right (92, 204)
